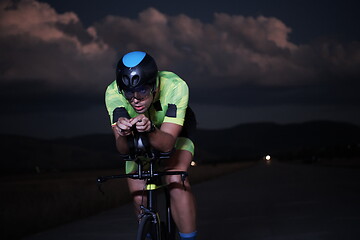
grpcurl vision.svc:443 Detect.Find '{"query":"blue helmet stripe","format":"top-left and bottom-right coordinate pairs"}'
top-left (122, 51), bottom-right (146, 67)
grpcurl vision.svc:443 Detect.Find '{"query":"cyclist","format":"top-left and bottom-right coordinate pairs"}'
top-left (105, 51), bottom-right (197, 240)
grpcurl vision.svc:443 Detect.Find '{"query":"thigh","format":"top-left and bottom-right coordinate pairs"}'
top-left (164, 149), bottom-right (193, 187)
top-left (164, 149), bottom-right (193, 172)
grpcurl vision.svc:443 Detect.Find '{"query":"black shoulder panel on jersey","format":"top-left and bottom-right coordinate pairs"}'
top-left (165, 104), bottom-right (177, 118)
top-left (113, 107), bottom-right (130, 123)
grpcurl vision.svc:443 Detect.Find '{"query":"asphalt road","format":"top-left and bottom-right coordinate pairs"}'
top-left (25, 161), bottom-right (360, 240)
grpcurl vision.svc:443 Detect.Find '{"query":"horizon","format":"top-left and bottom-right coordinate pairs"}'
top-left (1, 119), bottom-right (359, 140)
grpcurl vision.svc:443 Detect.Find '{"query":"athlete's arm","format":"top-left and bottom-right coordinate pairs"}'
top-left (149, 122), bottom-right (181, 152)
top-left (112, 117), bottom-right (133, 154)
top-left (130, 114), bottom-right (181, 153)
top-left (112, 114), bottom-right (181, 154)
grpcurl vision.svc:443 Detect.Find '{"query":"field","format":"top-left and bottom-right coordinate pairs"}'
top-left (0, 161), bottom-right (255, 240)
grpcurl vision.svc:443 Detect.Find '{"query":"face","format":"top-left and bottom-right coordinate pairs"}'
top-left (122, 85), bottom-right (155, 113)
top-left (129, 93), bottom-right (154, 113)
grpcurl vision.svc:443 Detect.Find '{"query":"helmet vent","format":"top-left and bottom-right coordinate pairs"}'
top-left (122, 75), bottom-right (130, 86)
top-left (131, 75), bottom-right (140, 86)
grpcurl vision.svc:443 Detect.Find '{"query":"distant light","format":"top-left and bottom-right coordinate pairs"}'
top-left (191, 161), bottom-right (197, 167)
top-left (265, 155), bottom-right (271, 161)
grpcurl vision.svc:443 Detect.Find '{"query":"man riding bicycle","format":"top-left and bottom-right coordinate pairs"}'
top-left (105, 51), bottom-right (197, 240)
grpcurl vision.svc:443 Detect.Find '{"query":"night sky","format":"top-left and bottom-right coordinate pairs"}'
top-left (1, 0), bottom-right (360, 138)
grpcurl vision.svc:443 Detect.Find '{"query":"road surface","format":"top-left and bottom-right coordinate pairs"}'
top-left (25, 161), bottom-right (360, 239)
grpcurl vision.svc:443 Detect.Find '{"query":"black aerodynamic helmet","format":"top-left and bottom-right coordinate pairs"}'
top-left (116, 51), bottom-right (158, 92)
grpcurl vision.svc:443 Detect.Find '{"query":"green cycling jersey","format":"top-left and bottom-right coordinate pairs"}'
top-left (106, 71), bottom-right (189, 127)
top-left (105, 71), bottom-right (195, 173)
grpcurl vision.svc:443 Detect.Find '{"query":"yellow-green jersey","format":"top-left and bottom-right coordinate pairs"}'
top-left (105, 71), bottom-right (196, 173)
top-left (106, 71), bottom-right (189, 127)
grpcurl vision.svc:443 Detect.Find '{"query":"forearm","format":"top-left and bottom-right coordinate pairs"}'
top-left (112, 115), bottom-right (180, 153)
top-left (112, 127), bottom-right (130, 154)
top-left (148, 129), bottom-right (176, 152)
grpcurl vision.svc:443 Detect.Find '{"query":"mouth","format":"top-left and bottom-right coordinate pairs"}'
top-left (134, 105), bottom-right (145, 112)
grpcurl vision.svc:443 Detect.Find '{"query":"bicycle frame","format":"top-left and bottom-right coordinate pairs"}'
top-left (97, 134), bottom-right (188, 240)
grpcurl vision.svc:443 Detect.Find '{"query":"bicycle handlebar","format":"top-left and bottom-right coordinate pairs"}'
top-left (97, 131), bottom-right (187, 186)
top-left (97, 170), bottom-right (188, 183)
top-left (123, 129), bottom-right (175, 161)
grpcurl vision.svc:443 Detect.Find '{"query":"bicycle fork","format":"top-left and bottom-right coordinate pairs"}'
top-left (138, 182), bottom-right (162, 239)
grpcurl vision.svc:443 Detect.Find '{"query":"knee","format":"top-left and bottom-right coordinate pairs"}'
top-left (131, 191), bottom-right (145, 206)
top-left (165, 175), bottom-right (191, 195)
top-left (127, 179), bottom-right (146, 206)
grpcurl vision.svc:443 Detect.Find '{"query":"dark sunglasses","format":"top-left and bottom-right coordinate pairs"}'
top-left (122, 85), bottom-right (153, 100)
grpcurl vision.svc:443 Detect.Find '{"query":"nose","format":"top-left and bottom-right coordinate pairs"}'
top-left (134, 92), bottom-right (142, 99)
top-left (131, 96), bottom-right (141, 103)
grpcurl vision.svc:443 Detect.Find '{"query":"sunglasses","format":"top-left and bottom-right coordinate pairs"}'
top-left (122, 85), bottom-right (153, 100)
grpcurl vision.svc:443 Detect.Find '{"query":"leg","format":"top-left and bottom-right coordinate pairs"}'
top-left (127, 178), bottom-right (146, 218)
top-left (164, 149), bottom-right (197, 234)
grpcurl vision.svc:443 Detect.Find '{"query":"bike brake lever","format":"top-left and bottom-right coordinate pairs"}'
top-left (97, 181), bottom-right (105, 195)
top-left (181, 173), bottom-right (187, 191)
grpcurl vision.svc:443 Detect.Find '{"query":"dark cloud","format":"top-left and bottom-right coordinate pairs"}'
top-left (191, 77), bottom-right (360, 107)
top-left (0, 77), bottom-right (105, 114)
top-left (0, 0), bottom-right (115, 90)
top-left (94, 8), bottom-right (301, 86)
top-left (0, 0), bottom-right (359, 136)
top-left (93, 8), bottom-right (360, 88)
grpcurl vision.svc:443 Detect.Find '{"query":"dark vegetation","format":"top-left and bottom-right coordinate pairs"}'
top-left (195, 120), bottom-right (360, 165)
top-left (1, 120), bottom-right (359, 174)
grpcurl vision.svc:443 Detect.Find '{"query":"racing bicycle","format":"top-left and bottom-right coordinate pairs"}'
top-left (97, 132), bottom-right (188, 240)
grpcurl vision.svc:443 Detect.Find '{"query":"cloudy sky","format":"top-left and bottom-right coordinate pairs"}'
top-left (1, 0), bottom-right (360, 138)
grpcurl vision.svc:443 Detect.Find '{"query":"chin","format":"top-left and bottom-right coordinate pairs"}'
top-left (135, 108), bottom-right (147, 114)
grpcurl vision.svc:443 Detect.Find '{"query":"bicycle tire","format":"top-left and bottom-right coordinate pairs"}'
top-left (137, 214), bottom-right (161, 240)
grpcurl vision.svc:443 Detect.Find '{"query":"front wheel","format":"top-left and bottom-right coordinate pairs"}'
top-left (137, 214), bottom-right (162, 240)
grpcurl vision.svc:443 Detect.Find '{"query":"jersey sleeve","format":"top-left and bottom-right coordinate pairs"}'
top-left (163, 79), bottom-right (189, 126)
top-left (105, 81), bottom-right (129, 125)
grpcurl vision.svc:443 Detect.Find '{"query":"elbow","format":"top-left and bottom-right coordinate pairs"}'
top-left (161, 136), bottom-right (177, 153)
top-left (162, 146), bottom-right (175, 154)
top-left (153, 135), bottom-right (176, 153)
